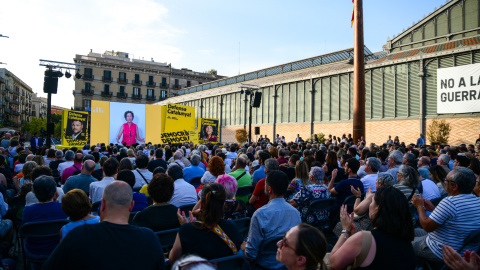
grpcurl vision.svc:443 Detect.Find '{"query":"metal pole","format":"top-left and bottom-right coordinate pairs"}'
top-left (243, 93), bottom-right (248, 130)
top-left (248, 95), bottom-right (253, 143)
top-left (46, 92), bottom-right (52, 148)
top-left (352, 0), bottom-right (366, 143)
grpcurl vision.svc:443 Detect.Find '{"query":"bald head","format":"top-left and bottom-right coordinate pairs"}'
top-left (82, 160), bottom-right (96, 174)
top-left (102, 181), bottom-right (132, 208)
top-left (4, 133), bottom-right (11, 140)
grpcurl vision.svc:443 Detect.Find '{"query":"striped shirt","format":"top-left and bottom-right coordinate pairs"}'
top-left (426, 194), bottom-right (480, 259)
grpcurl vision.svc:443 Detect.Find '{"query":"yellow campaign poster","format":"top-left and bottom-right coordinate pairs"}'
top-left (91, 100), bottom-right (110, 146)
top-left (198, 118), bottom-right (219, 144)
top-left (61, 110), bottom-right (89, 146)
top-left (160, 103), bottom-right (195, 144)
top-left (189, 130), bottom-right (199, 144)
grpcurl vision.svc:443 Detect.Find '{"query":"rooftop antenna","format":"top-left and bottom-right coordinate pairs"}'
top-left (238, 42), bottom-right (240, 75)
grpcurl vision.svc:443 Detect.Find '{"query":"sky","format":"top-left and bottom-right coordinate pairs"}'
top-left (0, 0), bottom-right (446, 108)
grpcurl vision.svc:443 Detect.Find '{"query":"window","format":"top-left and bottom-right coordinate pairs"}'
top-left (174, 79), bottom-right (179, 86)
top-left (85, 82), bottom-right (91, 91)
top-left (147, 89), bottom-right (154, 97)
top-left (133, 87), bottom-right (140, 96)
top-left (83, 99), bottom-right (91, 109)
top-left (104, 85), bottom-right (110, 93)
top-left (199, 81), bottom-right (202, 84)
top-left (161, 90), bottom-right (167, 99)
top-left (161, 77), bottom-right (167, 86)
top-left (187, 81), bottom-right (191, 87)
top-left (104, 70), bottom-right (112, 79)
top-left (84, 68), bottom-right (92, 76)
top-left (119, 86), bottom-right (125, 94)
top-left (148, 76), bottom-right (154, 84)
top-left (119, 72), bottom-right (126, 80)
top-left (134, 74), bottom-right (140, 82)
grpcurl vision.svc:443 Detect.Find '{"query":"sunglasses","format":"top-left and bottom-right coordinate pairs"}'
top-left (279, 234), bottom-right (296, 252)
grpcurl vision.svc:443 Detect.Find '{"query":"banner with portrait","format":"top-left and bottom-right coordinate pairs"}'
top-left (198, 118), bottom-right (219, 144)
top-left (62, 110), bottom-right (89, 146)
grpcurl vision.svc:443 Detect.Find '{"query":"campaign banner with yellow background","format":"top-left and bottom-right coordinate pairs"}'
top-left (62, 110), bottom-right (89, 146)
top-left (91, 100), bottom-right (110, 146)
top-left (160, 103), bottom-right (195, 144)
top-left (198, 118), bottom-right (219, 144)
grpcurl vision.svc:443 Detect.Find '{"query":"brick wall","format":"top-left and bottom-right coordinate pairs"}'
top-left (426, 117), bottom-right (480, 145)
top-left (276, 123), bottom-right (311, 143)
top-left (366, 119), bottom-right (420, 146)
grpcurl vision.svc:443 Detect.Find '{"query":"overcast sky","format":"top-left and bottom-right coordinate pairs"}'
top-left (0, 0), bottom-right (445, 107)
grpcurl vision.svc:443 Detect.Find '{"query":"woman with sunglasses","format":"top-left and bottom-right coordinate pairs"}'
top-left (276, 223), bottom-right (328, 270)
top-left (329, 186), bottom-right (415, 269)
top-left (169, 183), bottom-right (242, 264)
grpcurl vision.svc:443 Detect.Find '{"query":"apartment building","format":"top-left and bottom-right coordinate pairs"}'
top-left (72, 50), bottom-right (222, 111)
top-left (0, 68), bottom-right (34, 129)
top-left (31, 93), bottom-right (48, 119)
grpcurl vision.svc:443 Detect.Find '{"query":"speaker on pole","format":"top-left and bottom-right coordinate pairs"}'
top-left (254, 127), bottom-right (260, 135)
top-left (251, 92), bottom-right (262, 108)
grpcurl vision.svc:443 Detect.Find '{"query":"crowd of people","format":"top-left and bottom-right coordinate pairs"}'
top-left (0, 130), bottom-right (479, 269)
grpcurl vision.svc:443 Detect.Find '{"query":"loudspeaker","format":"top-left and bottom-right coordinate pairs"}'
top-left (251, 92), bottom-right (262, 108)
top-left (43, 70), bottom-right (58, 94)
top-left (254, 127), bottom-right (260, 135)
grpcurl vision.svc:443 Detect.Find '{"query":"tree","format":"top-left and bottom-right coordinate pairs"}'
top-left (427, 119), bottom-right (451, 144)
top-left (23, 117), bottom-right (47, 137)
top-left (207, 69), bottom-right (217, 75)
top-left (308, 133), bottom-right (326, 144)
top-left (51, 113), bottom-right (62, 124)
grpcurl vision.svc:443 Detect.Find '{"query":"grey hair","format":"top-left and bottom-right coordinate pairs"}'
top-left (103, 181), bottom-right (132, 208)
top-left (191, 155), bottom-right (201, 166)
top-left (171, 255), bottom-right (216, 270)
top-left (450, 167), bottom-right (476, 194)
top-left (389, 150), bottom-right (403, 164)
top-left (264, 158), bottom-right (279, 171)
top-left (438, 154), bottom-right (450, 165)
top-left (191, 150), bottom-right (201, 157)
top-left (173, 150), bottom-right (183, 160)
top-left (376, 172), bottom-right (395, 187)
top-left (366, 157), bottom-right (381, 173)
top-left (397, 165), bottom-right (419, 189)
top-left (403, 153), bottom-right (416, 164)
top-left (65, 150), bottom-right (75, 161)
top-left (310, 166), bottom-right (325, 184)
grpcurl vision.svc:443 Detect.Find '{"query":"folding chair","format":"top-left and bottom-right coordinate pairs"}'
top-left (309, 198), bottom-right (336, 229)
top-left (251, 236), bottom-right (283, 270)
top-left (236, 186), bottom-right (254, 198)
top-left (210, 251), bottom-right (246, 270)
top-left (343, 194), bottom-right (364, 213)
top-left (91, 201), bottom-right (101, 215)
top-left (155, 228), bottom-right (179, 251)
top-left (232, 217), bottom-right (251, 238)
top-left (128, 211), bottom-right (139, 224)
top-left (430, 196), bottom-right (443, 207)
top-left (20, 219), bottom-right (69, 269)
top-left (179, 203), bottom-right (196, 214)
top-left (189, 177), bottom-right (202, 188)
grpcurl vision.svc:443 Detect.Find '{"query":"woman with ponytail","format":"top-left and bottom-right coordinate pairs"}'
top-left (169, 183), bottom-right (242, 264)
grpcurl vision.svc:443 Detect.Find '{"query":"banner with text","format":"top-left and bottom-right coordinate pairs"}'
top-left (62, 110), bottom-right (89, 146)
top-left (161, 103), bottom-right (195, 144)
top-left (198, 118), bottom-right (219, 144)
top-left (437, 63), bottom-right (480, 114)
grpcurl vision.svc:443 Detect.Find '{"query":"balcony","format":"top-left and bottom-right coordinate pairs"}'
top-left (172, 85), bottom-right (181, 90)
top-left (0, 90), bottom-right (5, 95)
top-left (132, 80), bottom-right (142, 86)
top-left (0, 76), bottom-right (4, 83)
top-left (146, 95), bottom-right (156, 101)
top-left (160, 83), bottom-right (169, 89)
top-left (146, 81), bottom-right (156, 87)
top-left (117, 78), bottom-right (128, 84)
top-left (5, 85), bottom-right (12, 91)
top-left (81, 89), bottom-right (94, 96)
top-left (12, 99), bottom-right (19, 105)
top-left (102, 76), bottom-right (113, 83)
top-left (116, 92), bottom-right (128, 99)
top-left (22, 100), bottom-right (25, 105)
top-left (4, 108), bottom-right (11, 114)
top-left (31, 111), bottom-right (36, 116)
top-left (131, 94), bottom-right (143, 100)
top-left (159, 97), bottom-right (167, 101)
top-left (5, 96), bottom-right (11, 102)
top-left (13, 89), bottom-right (20, 96)
top-left (101, 91), bottom-right (112, 97)
top-left (12, 110), bottom-right (20, 116)
top-left (83, 74), bottom-right (94, 80)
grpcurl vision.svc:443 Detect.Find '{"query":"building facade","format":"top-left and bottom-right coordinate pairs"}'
top-left (72, 50), bottom-right (223, 111)
top-left (0, 68), bottom-right (34, 129)
top-left (31, 94), bottom-right (48, 119)
top-left (157, 0), bottom-right (480, 146)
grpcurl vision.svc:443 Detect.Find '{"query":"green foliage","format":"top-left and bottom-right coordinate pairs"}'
top-left (307, 132), bottom-right (326, 144)
top-left (427, 119), bottom-right (451, 145)
top-left (22, 117), bottom-right (47, 136)
top-left (54, 122), bottom-right (62, 138)
top-left (207, 69), bottom-right (217, 75)
top-left (51, 113), bottom-right (62, 124)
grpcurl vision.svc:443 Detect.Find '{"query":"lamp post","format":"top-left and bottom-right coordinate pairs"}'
top-left (240, 84), bottom-right (259, 143)
top-left (39, 59), bottom-right (81, 148)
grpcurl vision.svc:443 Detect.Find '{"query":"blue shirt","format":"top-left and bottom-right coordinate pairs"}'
top-left (246, 198), bottom-right (301, 269)
top-left (62, 216), bottom-right (100, 239)
top-left (183, 165), bottom-right (205, 183)
top-left (252, 165), bottom-right (266, 184)
top-left (334, 176), bottom-right (364, 208)
top-left (62, 173), bottom-right (98, 195)
top-left (417, 137), bottom-right (426, 146)
top-left (132, 192), bottom-right (148, 212)
top-left (386, 165), bottom-right (401, 183)
top-left (448, 160), bottom-right (454, 171)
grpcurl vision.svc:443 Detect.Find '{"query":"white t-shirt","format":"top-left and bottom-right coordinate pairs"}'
top-left (361, 174), bottom-right (378, 192)
top-left (169, 178), bottom-right (198, 207)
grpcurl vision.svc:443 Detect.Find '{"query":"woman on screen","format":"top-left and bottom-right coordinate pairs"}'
top-left (116, 111), bottom-right (145, 145)
top-left (202, 125), bottom-right (217, 142)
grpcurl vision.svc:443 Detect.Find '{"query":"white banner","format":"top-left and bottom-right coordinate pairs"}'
top-left (437, 63), bottom-right (480, 114)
